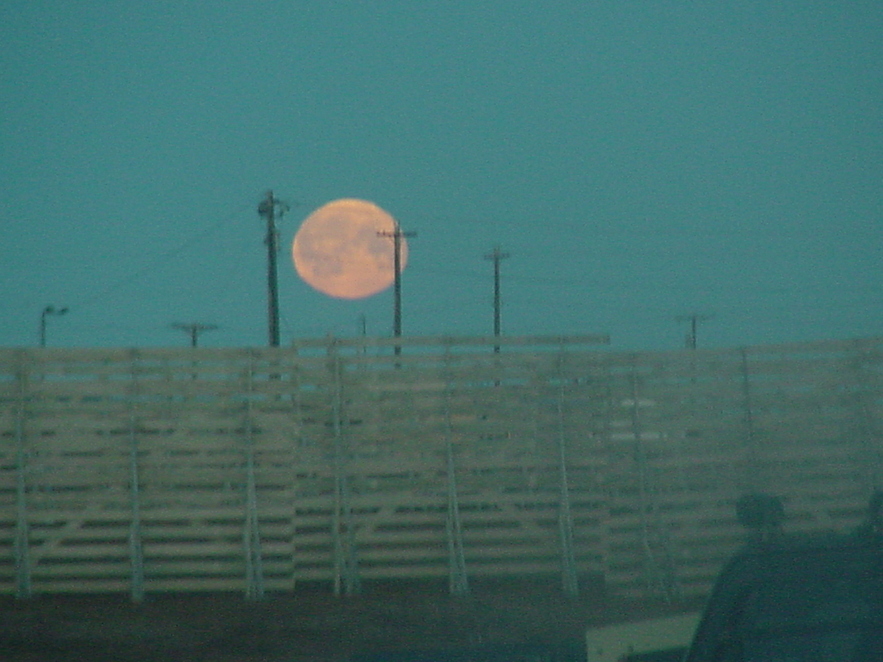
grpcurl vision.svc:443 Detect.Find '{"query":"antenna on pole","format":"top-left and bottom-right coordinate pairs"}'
top-left (484, 246), bottom-right (509, 352)
top-left (378, 222), bottom-right (416, 355)
top-left (171, 322), bottom-right (218, 347)
top-left (676, 313), bottom-right (714, 349)
top-left (258, 190), bottom-right (289, 347)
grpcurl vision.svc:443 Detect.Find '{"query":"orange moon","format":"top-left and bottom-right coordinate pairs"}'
top-left (292, 199), bottom-right (408, 300)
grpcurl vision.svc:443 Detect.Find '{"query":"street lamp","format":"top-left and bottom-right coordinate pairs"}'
top-left (40, 305), bottom-right (68, 347)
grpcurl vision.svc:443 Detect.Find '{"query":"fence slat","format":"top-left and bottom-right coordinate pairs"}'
top-left (1, 335), bottom-right (881, 601)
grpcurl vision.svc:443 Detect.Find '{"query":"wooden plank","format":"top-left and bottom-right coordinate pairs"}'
top-left (2, 335), bottom-right (882, 598)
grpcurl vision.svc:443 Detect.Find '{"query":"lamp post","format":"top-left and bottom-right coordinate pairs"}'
top-left (39, 305), bottom-right (68, 347)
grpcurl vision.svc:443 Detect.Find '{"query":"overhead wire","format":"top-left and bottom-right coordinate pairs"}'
top-left (68, 201), bottom-right (254, 312)
top-left (54, 195), bottom-right (878, 346)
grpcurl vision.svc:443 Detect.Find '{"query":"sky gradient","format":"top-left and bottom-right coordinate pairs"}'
top-left (2, 2), bottom-right (881, 351)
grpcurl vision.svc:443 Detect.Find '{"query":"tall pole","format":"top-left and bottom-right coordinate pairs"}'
top-left (676, 313), bottom-right (714, 349)
top-left (258, 190), bottom-right (288, 347)
top-left (393, 230), bottom-right (402, 338)
top-left (484, 246), bottom-right (509, 351)
top-left (378, 222), bottom-right (416, 354)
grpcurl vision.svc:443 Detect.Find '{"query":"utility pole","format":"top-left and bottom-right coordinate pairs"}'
top-left (358, 314), bottom-right (367, 360)
top-left (39, 305), bottom-right (68, 347)
top-left (676, 313), bottom-right (714, 349)
top-left (378, 222), bottom-right (416, 354)
top-left (484, 246), bottom-right (509, 352)
top-left (171, 322), bottom-right (218, 347)
top-left (258, 190), bottom-right (289, 347)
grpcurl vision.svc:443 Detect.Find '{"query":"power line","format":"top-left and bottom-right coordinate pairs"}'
top-left (419, 262), bottom-right (881, 311)
top-left (71, 202), bottom-right (252, 311)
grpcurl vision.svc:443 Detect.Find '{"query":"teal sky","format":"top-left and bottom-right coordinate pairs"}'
top-left (2, 2), bottom-right (881, 350)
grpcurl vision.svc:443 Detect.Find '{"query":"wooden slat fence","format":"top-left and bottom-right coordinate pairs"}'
top-left (1, 334), bottom-right (881, 601)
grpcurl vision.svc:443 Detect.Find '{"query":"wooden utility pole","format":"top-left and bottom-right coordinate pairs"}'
top-left (676, 313), bottom-right (714, 349)
top-left (171, 322), bottom-right (218, 347)
top-left (378, 223), bottom-right (416, 354)
top-left (258, 191), bottom-right (289, 347)
top-left (484, 246), bottom-right (509, 352)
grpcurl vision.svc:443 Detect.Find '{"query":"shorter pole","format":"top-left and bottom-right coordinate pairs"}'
top-left (483, 247), bottom-right (509, 352)
top-left (171, 323), bottom-right (218, 347)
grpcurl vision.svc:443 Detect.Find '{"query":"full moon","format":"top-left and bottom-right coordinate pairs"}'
top-left (292, 198), bottom-right (408, 300)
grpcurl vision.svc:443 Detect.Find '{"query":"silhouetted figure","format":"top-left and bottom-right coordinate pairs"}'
top-left (736, 493), bottom-right (784, 545)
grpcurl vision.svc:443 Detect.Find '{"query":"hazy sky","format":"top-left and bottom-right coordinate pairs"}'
top-left (2, 2), bottom-right (881, 351)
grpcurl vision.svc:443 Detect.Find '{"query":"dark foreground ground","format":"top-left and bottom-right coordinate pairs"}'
top-left (0, 578), bottom-right (702, 661)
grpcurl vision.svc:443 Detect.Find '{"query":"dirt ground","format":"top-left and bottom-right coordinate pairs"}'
top-left (0, 578), bottom-right (702, 661)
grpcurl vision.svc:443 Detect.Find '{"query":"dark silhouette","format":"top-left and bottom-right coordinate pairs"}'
top-left (735, 493), bottom-right (784, 545)
top-left (854, 489), bottom-right (883, 538)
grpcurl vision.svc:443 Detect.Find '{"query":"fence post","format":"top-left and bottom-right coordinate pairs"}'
top-left (14, 362), bottom-right (31, 599)
top-left (128, 352), bottom-right (145, 602)
top-left (739, 347), bottom-right (759, 493)
top-left (628, 364), bottom-right (680, 602)
top-left (443, 344), bottom-right (469, 595)
top-left (243, 355), bottom-right (264, 600)
top-left (555, 349), bottom-right (579, 596)
top-left (849, 340), bottom-right (883, 493)
top-left (329, 339), bottom-right (359, 595)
